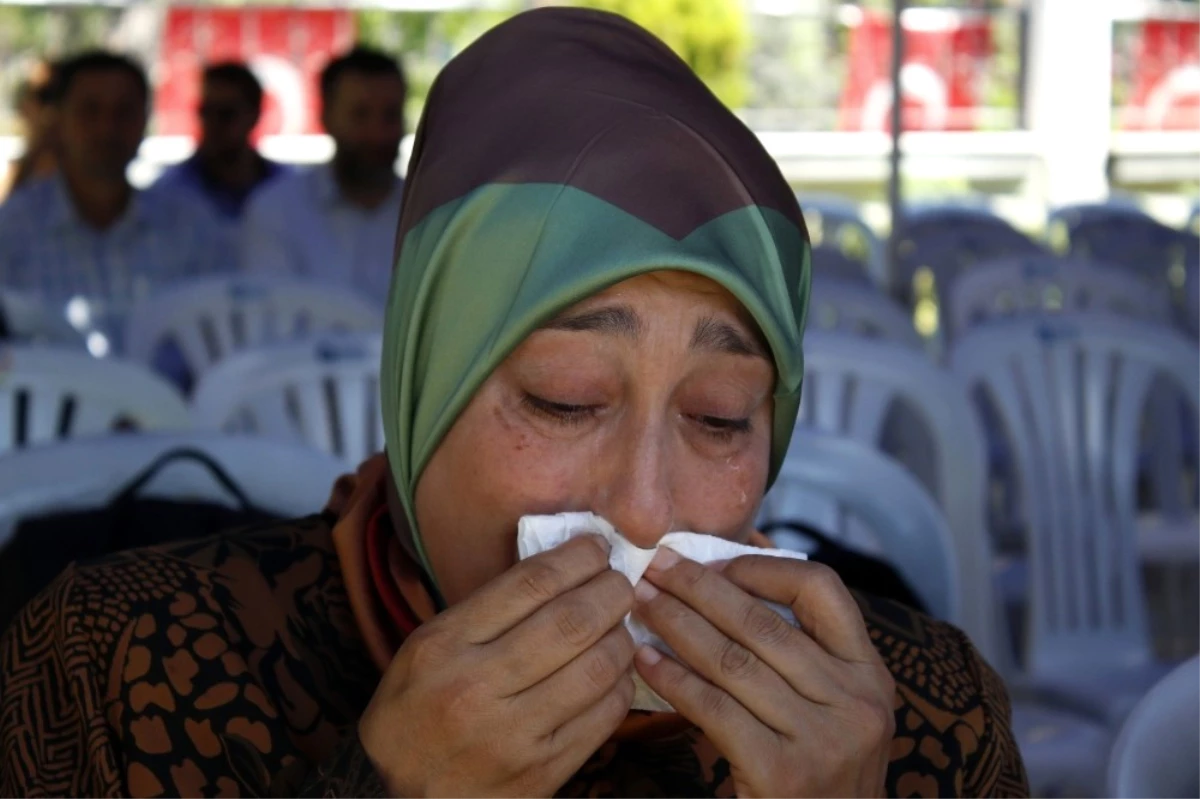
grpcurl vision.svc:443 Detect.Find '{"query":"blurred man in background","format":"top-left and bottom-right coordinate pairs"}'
top-left (0, 51), bottom-right (230, 349)
top-left (0, 59), bottom-right (60, 202)
top-left (149, 62), bottom-right (288, 229)
top-left (240, 46), bottom-right (406, 301)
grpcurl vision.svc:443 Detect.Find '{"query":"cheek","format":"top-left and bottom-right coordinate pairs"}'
top-left (675, 428), bottom-right (771, 541)
top-left (413, 392), bottom-right (592, 605)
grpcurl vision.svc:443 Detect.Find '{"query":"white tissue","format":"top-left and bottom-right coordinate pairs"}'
top-left (516, 512), bottom-right (806, 712)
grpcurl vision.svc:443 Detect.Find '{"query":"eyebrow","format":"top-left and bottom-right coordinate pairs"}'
top-left (691, 316), bottom-right (768, 359)
top-left (543, 304), bottom-right (767, 360)
top-left (542, 305), bottom-right (643, 338)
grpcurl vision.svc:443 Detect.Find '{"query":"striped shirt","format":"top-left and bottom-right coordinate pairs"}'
top-left (240, 164), bottom-right (403, 303)
top-left (0, 174), bottom-right (235, 329)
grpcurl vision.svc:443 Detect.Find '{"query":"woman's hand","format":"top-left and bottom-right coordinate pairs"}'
top-left (358, 535), bottom-right (636, 797)
top-left (632, 550), bottom-right (896, 798)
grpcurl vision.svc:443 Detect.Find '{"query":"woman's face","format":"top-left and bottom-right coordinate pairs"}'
top-left (414, 270), bottom-right (777, 605)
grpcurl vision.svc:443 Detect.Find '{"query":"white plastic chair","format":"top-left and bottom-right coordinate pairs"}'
top-left (808, 277), bottom-right (923, 348)
top-left (1107, 656), bottom-right (1200, 798)
top-left (946, 254), bottom-right (1191, 614)
top-left (788, 332), bottom-right (1003, 667)
top-left (0, 291), bottom-right (86, 349)
top-left (0, 345), bottom-right (191, 453)
top-left (892, 206), bottom-right (1046, 307)
top-left (946, 256), bottom-right (1173, 343)
top-left (797, 194), bottom-right (885, 287)
top-left (1048, 204), bottom-right (1200, 281)
top-left (1009, 698), bottom-right (1115, 798)
top-left (1180, 261), bottom-right (1199, 338)
top-left (951, 315), bottom-right (1199, 724)
top-left (766, 429), bottom-right (1112, 797)
top-left (760, 428), bottom-right (959, 624)
top-left (0, 431), bottom-right (351, 555)
top-left (905, 196), bottom-right (996, 214)
top-left (124, 276), bottom-right (385, 386)
top-left (191, 332), bottom-right (384, 467)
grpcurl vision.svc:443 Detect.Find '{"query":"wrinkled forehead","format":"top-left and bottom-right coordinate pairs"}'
top-left (537, 270), bottom-right (771, 358)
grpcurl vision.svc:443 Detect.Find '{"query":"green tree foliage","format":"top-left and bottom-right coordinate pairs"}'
top-left (0, 4), bottom-right (121, 134)
top-left (570, 0), bottom-right (750, 109)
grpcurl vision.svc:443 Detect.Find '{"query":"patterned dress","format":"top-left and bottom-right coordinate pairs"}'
top-left (0, 514), bottom-right (1028, 797)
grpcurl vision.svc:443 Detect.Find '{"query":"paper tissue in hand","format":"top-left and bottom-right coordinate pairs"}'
top-left (516, 512), bottom-right (807, 712)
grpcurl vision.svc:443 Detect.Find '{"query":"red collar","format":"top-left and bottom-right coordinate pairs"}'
top-left (365, 506), bottom-right (423, 637)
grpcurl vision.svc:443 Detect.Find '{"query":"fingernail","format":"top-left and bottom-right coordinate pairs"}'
top-left (636, 644), bottom-right (662, 666)
top-left (634, 580), bottom-right (659, 603)
top-left (707, 559), bottom-right (730, 572)
top-left (583, 533), bottom-right (611, 553)
top-left (648, 547), bottom-right (680, 571)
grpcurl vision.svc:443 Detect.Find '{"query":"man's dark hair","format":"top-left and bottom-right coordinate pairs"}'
top-left (54, 50), bottom-right (148, 106)
top-left (203, 61), bottom-right (264, 114)
top-left (319, 45), bottom-right (406, 104)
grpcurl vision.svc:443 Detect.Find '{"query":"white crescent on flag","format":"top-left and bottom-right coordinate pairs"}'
top-left (249, 54), bottom-right (309, 136)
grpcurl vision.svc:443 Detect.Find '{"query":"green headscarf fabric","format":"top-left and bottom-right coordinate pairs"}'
top-left (381, 7), bottom-right (811, 580)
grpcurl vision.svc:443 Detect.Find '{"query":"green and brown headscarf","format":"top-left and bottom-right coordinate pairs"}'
top-left (381, 7), bottom-right (811, 580)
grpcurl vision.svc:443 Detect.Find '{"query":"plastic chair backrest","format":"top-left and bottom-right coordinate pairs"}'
top-left (0, 292), bottom-right (86, 349)
top-left (1050, 201), bottom-right (1148, 227)
top-left (810, 247), bottom-right (875, 285)
top-left (946, 255), bottom-right (1173, 342)
top-left (0, 431), bottom-right (350, 554)
top-left (950, 315), bottom-right (1200, 677)
top-left (808, 277), bottom-right (923, 348)
top-left (124, 276), bottom-right (384, 381)
top-left (893, 207), bottom-right (1046, 306)
top-left (1107, 656), bottom-right (1200, 799)
top-left (797, 194), bottom-right (885, 286)
top-left (1188, 203), bottom-right (1199, 237)
top-left (906, 196), bottom-right (995, 214)
top-left (1048, 204), bottom-right (1200, 278)
top-left (1183, 261), bottom-right (1199, 338)
top-left (0, 345), bottom-right (191, 453)
top-left (761, 429), bottom-right (960, 625)
top-left (792, 332), bottom-right (1001, 664)
top-left (191, 332), bottom-right (384, 467)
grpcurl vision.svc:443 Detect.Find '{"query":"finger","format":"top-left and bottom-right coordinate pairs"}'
top-left (721, 556), bottom-right (878, 664)
top-left (541, 669), bottom-right (635, 782)
top-left (634, 578), bottom-right (799, 731)
top-left (641, 552), bottom-right (845, 704)
top-left (517, 623), bottom-right (636, 734)
top-left (489, 568), bottom-right (634, 692)
top-left (633, 644), bottom-right (771, 766)
top-left (456, 534), bottom-right (613, 645)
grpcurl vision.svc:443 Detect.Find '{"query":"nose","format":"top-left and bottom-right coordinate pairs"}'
top-left (592, 415), bottom-right (674, 549)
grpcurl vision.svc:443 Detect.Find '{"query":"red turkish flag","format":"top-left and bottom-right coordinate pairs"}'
top-left (838, 8), bottom-right (993, 132)
top-left (155, 7), bottom-right (357, 139)
top-left (1121, 18), bottom-right (1200, 131)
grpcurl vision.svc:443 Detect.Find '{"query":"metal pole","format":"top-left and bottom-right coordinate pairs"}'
top-left (886, 0), bottom-right (906, 293)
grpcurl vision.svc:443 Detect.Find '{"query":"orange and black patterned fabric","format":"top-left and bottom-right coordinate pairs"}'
top-left (0, 510), bottom-right (1028, 797)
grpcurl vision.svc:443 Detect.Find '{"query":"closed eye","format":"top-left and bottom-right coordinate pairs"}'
top-left (521, 393), bottom-right (599, 425)
top-left (693, 415), bottom-right (752, 441)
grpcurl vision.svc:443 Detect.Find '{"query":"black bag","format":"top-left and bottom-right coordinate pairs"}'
top-left (0, 448), bottom-right (280, 635)
top-left (759, 519), bottom-right (928, 615)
